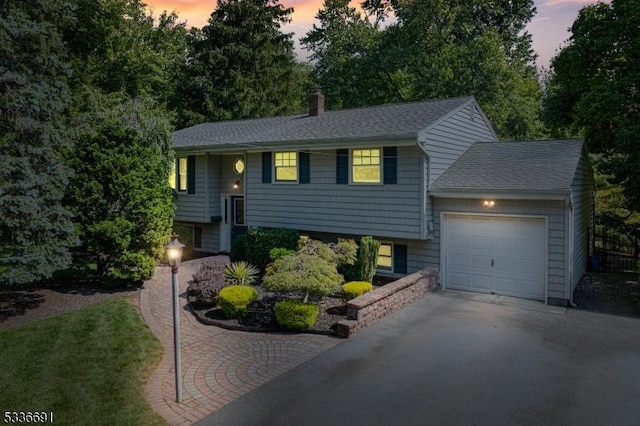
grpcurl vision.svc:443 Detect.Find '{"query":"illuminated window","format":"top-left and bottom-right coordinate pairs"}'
top-left (377, 243), bottom-right (393, 269)
top-left (233, 158), bottom-right (245, 175)
top-left (352, 149), bottom-right (381, 183)
top-left (177, 157), bottom-right (188, 191)
top-left (274, 151), bottom-right (297, 181)
top-left (168, 161), bottom-right (176, 189)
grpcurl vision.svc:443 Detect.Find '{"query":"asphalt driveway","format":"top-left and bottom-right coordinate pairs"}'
top-left (197, 291), bottom-right (640, 426)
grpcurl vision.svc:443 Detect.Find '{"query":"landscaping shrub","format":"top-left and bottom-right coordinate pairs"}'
top-left (275, 300), bottom-right (319, 330)
top-left (229, 234), bottom-right (247, 262)
top-left (223, 261), bottom-right (259, 285)
top-left (218, 285), bottom-right (258, 319)
top-left (341, 236), bottom-right (381, 283)
top-left (190, 261), bottom-right (227, 305)
top-left (342, 281), bottom-right (373, 301)
top-left (269, 247), bottom-right (295, 262)
top-left (263, 237), bottom-right (357, 302)
top-left (243, 228), bottom-right (300, 270)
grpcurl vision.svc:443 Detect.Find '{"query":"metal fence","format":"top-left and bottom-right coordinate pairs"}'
top-left (592, 218), bottom-right (639, 274)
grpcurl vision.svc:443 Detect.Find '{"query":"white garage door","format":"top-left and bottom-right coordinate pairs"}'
top-left (444, 214), bottom-right (547, 301)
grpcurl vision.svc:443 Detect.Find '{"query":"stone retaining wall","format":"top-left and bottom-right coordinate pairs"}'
top-left (336, 268), bottom-right (439, 338)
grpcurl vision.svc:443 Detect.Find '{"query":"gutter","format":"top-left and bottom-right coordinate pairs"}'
top-left (428, 189), bottom-right (571, 201)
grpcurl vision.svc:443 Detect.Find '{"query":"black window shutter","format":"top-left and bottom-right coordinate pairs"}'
top-left (187, 155), bottom-right (196, 194)
top-left (262, 152), bottom-right (272, 183)
top-left (299, 152), bottom-right (310, 184)
top-left (383, 147), bottom-right (397, 184)
top-left (336, 149), bottom-right (348, 184)
top-left (394, 244), bottom-right (407, 274)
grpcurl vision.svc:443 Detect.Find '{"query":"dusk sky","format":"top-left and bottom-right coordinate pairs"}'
top-left (144, 0), bottom-right (607, 70)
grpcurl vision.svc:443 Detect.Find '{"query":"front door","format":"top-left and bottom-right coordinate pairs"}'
top-left (220, 195), bottom-right (245, 253)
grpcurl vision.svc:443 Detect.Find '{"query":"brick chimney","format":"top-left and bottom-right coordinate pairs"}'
top-left (308, 85), bottom-right (325, 116)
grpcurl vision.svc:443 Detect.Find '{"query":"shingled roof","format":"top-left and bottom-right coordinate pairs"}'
top-left (431, 139), bottom-right (585, 195)
top-left (172, 96), bottom-right (475, 149)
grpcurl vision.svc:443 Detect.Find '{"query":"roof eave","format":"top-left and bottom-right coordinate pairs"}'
top-left (172, 133), bottom-right (419, 154)
top-left (429, 188), bottom-right (571, 200)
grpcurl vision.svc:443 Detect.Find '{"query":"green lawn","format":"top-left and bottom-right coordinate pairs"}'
top-left (0, 298), bottom-right (167, 425)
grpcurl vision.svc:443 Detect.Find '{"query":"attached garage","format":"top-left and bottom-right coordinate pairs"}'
top-left (442, 214), bottom-right (547, 301)
top-left (430, 139), bottom-right (594, 306)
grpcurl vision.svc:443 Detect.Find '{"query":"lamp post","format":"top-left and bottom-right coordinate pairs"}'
top-left (165, 233), bottom-right (185, 403)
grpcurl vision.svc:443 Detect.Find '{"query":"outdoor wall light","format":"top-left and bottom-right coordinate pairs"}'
top-left (233, 180), bottom-right (240, 190)
top-left (483, 200), bottom-right (496, 208)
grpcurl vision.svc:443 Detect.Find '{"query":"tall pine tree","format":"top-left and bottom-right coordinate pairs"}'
top-left (171, 0), bottom-right (308, 127)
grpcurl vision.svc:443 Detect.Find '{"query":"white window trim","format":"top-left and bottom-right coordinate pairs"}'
top-left (350, 147), bottom-right (383, 185)
top-left (273, 151), bottom-right (299, 184)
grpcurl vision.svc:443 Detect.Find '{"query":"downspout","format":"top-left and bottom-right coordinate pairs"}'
top-left (567, 194), bottom-right (578, 308)
top-left (418, 141), bottom-right (434, 238)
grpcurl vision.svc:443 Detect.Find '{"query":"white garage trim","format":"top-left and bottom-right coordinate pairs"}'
top-left (440, 212), bottom-right (549, 303)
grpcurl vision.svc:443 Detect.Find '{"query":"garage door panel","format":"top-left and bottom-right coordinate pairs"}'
top-left (448, 235), bottom-right (469, 251)
top-left (471, 235), bottom-right (492, 250)
top-left (448, 252), bottom-right (469, 267)
top-left (448, 272), bottom-right (469, 288)
top-left (471, 254), bottom-right (492, 270)
top-left (445, 215), bottom-right (546, 301)
top-left (494, 236), bottom-right (519, 253)
top-left (470, 274), bottom-right (492, 290)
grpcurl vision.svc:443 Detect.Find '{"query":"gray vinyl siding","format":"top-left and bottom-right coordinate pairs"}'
top-left (174, 155), bottom-right (208, 222)
top-left (571, 152), bottom-right (593, 289)
top-left (420, 104), bottom-right (498, 186)
top-left (197, 223), bottom-right (220, 253)
top-left (431, 198), bottom-right (568, 300)
top-left (175, 154), bottom-right (244, 253)
top-left (246, 145), bottom-right (423, 239)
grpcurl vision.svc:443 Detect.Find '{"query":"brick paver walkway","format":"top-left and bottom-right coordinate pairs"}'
top-left (141, 257), bottom-right (341, 425)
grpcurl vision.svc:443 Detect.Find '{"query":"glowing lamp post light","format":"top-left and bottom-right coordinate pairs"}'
top-left (165, 233), bottom-right (185, 403)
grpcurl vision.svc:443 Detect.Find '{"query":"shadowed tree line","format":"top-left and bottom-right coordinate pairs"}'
top-left (1, 0), bottom-right (637, 286)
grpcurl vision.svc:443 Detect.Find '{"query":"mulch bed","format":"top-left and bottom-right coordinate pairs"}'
top-left (188, 275), bottom-right (397, 336)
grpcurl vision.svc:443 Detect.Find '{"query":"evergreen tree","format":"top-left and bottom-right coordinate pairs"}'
top-left (66, 93), bottom-right (175, 282)
top-left (0, 0), bottom-right (78, 286)
top-left (172, 0), bottom-right (308, 127)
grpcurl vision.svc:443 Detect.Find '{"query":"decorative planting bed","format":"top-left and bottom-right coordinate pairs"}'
top-left (188, 270), bottom-right (439, 337)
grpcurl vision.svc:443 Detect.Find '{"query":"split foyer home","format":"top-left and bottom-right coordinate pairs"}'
top-left (171, 90), bottom-right (593, 306)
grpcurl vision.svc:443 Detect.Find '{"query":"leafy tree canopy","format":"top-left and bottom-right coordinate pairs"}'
top-left (62, 0), bottom-right (189, 101)
top-left (302, 0), bottom-right (545, 139)
top-left (542, 0), bottom-right (640, 209)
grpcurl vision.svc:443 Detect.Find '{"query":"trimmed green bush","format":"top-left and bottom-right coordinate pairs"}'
top-left (263, 237), bottom-right (357, 302)
top-left (342, 281), bottom-right (373, 301)
top-left (223, 261), bottom-right (259, 285)
top-left (218, 285), bottom-right (258, 319)
top-left (275, 300), bottom-right (319, 330)
top-left (244, 228), bottom-right (300, 270)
